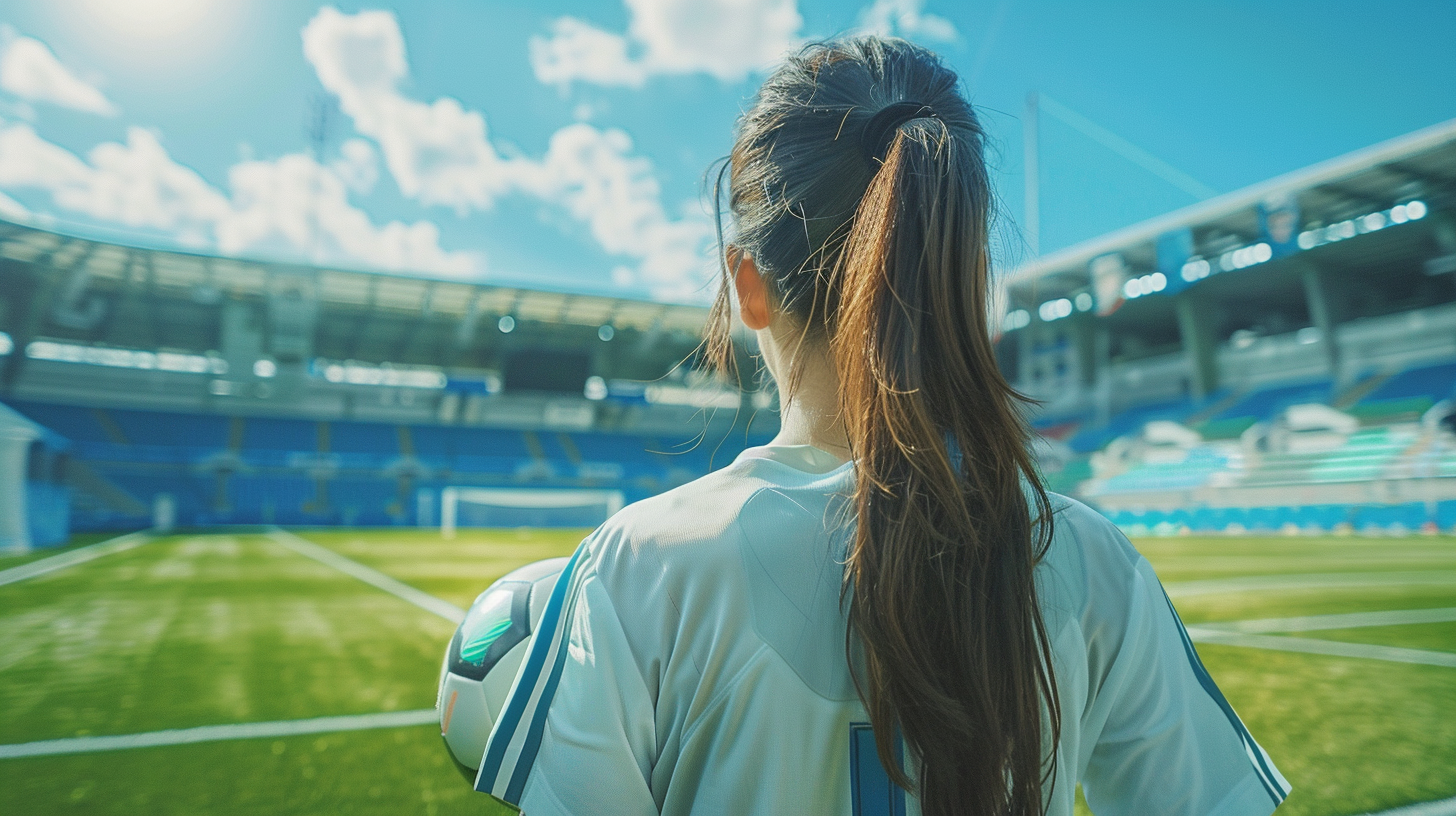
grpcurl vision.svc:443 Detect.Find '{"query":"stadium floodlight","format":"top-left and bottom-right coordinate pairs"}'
top-left (584, 375), bottom-right (608, 401)
top-left (318, 360), bottom-right (447, 389)
top-left (1074, 292), bottom-right (1094, 312)
top-left (498, 315), bottom-right (516, 333)
top-left (1181, 257), bottom-right (1212, 282)
top-left (644, 383), bottom-right (740, 409)
top-left (439, 487), bottom-right (625, 539)
top-left (598, 324), bottom-right (615, 341)
top-left (1037, 298), bottom-right (1073, 322)
top-left (25, 340), bottom-right (227, 374)
top-left (0, 332), bottom-right (11, 356)
top-left (1122, 272), bottom-right (1168, 300)
top-left (253, 359), bottom-right (277, 378)
top-left (1298, 201), bottom-right (1424, 251)
top-left (1002, 309), bottom-right (1031, 332)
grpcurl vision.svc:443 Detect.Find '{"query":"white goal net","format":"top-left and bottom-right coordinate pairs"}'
top-left (439, 487), bottom-right (625, 537)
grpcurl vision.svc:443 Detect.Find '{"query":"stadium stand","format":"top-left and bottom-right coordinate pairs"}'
top-left (1204, 379), bottom-right (1332, 426)
top-left (995, 118), bottom-right (1456, 534)
top-left (0, 398), bottom-right (765, 531)
top-left (1351, 360), bottom-right (1456, 420)
top-left (1, 118), bottom-right (1453, 544)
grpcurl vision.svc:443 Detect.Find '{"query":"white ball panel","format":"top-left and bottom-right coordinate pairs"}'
top-left (440, 672), bottom-right (492, 772)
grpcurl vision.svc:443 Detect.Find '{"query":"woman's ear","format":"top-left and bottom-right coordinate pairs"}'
top-left (728, 247), bottom-right (771, 331)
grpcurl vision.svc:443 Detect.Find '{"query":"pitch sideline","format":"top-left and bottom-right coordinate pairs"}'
top-left (1186, 629), bottom-right (1456, 668)
top-left (0, 531), bottom-right (152, 588)
top-left (1196, 607), bottom-right (1456, 634)
top-left (0, 709), bottom-right (438, 760)
top-left (264, 528), bottom-right (465, 623)
top-left (1164, 570), bottom-right (1456, 598)
top-left (1358, 796), bottom-right (1456, 816)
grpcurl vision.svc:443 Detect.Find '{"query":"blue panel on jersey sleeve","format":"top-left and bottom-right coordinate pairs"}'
top-left (849, 723), bottom-right (907, 816)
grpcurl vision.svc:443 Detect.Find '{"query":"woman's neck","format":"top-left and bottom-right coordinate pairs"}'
top-left (769, 339), bottom-right (851, 461)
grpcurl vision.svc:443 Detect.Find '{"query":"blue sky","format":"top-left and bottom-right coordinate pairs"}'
top-left (0, 0), bottom-right (1452, 304)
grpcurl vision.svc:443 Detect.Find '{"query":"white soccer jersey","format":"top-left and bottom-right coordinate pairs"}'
top-left (476, 444), bottom-right (1290, 816)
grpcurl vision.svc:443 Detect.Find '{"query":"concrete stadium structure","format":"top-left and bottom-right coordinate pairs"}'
top-left (1, 118), bottom-right (1454, 541)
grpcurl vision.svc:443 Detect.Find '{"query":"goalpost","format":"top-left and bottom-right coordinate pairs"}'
top-left (439, 487), bottom-right (626, 538)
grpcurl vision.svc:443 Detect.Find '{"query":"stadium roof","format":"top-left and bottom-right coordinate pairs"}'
top-left (0, 220), bottom-right (711, 334)
top-left (0, 217), bottom-right (738, 388)
top-left (1003, 117), bottom-right (1456, 304)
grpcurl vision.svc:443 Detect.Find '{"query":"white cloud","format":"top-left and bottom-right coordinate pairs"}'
top-left (529, 0), bottom-right (803, 89)
top-left (222, 151), bottom-right (475, 276)
top-left (0, 189), bottom-right (29, 221)
top-left (858, 0), bottom-right (959, 42)
top-left (530, 124), bottom-right (713, 302)
top-left (302, 7), bottom-right (517, 211)
top-left (330, 137), bottom-right (379, 194)
top-left (0, 120), bottom-right (475, 276)
top-left (0, 124), bottom-right (227, 244)
top-left (530, 17), bottom-right (650, 90)
top-left (0, 32), bottom-right (117, 116)
top-left (302, 6), bottom-right (714, 301)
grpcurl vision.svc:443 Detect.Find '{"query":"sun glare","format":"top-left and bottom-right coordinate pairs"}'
top-left (80, 0), bottom-right (222, 40)
top-left (61, 0), bottom-right (242, 74)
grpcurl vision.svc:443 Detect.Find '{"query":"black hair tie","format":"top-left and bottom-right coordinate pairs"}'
top-left (860, 101), bottom-right (939, 163)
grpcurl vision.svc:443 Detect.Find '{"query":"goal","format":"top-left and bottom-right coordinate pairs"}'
top-left (439, 487), bottom-right (625, 537)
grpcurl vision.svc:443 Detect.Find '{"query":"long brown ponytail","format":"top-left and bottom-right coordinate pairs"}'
top-left (706, 37), bottom-right (1058, 816)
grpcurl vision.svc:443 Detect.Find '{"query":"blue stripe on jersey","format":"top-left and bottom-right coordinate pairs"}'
top-left (505, 604), bottom-right (578, 801)
top-left (1160, 591), bottom-right (1288, 805)
top-left (475, 544), bottom-right (586, 797)
top-left (849, 723), bottom-right (907, 816)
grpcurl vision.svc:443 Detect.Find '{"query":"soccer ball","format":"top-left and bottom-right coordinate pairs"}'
top-left (438, 557), bottom-right (568, 780)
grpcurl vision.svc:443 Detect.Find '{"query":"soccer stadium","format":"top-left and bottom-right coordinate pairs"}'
top-left (2, 4), bottom-right (1454, 816)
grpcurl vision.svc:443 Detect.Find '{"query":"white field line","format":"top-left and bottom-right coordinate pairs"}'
top-left (1185, 628), bottom-right (1456, 668)
top-left (1364, 796), bottom-right (1456, 816)
top-left (1198, 607), bottom-right (1456, 634)
top-left (0, 531), bottom-right (151, 588)
top-left (0, 709), bottom-right (437, 760)
top-left (265, 528), bottom-right (464, 624)
top-left (1164, 570), bottom-right (1456, 598)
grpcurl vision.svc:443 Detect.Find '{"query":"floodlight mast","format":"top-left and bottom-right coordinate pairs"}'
top-left (1024, 91), bottom-right (1040, 258)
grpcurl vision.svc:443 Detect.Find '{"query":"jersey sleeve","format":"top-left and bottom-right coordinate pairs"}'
top-left (1080, 553), bottom-right (1291, 816)
top-left (475, 542), bottom-right (659, 816)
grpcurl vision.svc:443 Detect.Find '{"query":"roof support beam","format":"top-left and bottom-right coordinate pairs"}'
top-left (1175, 290), bottom-right (1219, 400)
top-left (1295, 259), bottom-right (1346, 389)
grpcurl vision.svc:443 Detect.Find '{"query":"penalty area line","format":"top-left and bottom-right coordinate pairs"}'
top-left (1361, 796), bottom-right (1456, 816)
top-left (0, 709), bottom-right (438, 760)
top-left (1185, 628), bottom-right (1456, 668)
top-left (0, 530), bottom-right (152, 588)
top-left (1197, 607), bottom-right (1456, 634)
top-left (264, 528), bottom-right (464, 624)
top-left (1164, 570), bottom-right (1456, 598)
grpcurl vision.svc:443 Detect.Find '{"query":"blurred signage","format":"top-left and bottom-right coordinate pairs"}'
top-left (1089, 253), bottom-right (1128, 316)
top-left (503, 349), bottom-right (591, 394)
top-left (1156, 227), bottom-right (1195, 295)
top-left (1259, 193), bottom-right (1301, 257)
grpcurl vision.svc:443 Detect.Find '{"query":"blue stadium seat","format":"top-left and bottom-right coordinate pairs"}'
top-left (1210, 379), bottom-right (1332, 423)
top-left (1363, 362), bottom-right (1456, 403)
top-left (6, 401), bottom-right (115, 443)
top-left (109, 408), bottom-right (228, 449)
top-left (330, 421), bottom-right (400, 456)
top-left (12, 399), bottom-right (767, 530)
top-left (243, 417), bottom-right (318, 452)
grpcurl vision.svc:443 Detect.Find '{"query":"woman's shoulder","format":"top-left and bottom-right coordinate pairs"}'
top-left (575, 458), bottom-right (783, 586)
top-left (1036, 492), bottom-right (1151, 625)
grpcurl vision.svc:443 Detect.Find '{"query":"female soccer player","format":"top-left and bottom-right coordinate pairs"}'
top-left (477, 36), bottom-right (1289, 816)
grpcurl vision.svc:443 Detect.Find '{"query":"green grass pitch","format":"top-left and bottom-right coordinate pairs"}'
top-left (1, 529), bottom-right (1452, 815)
